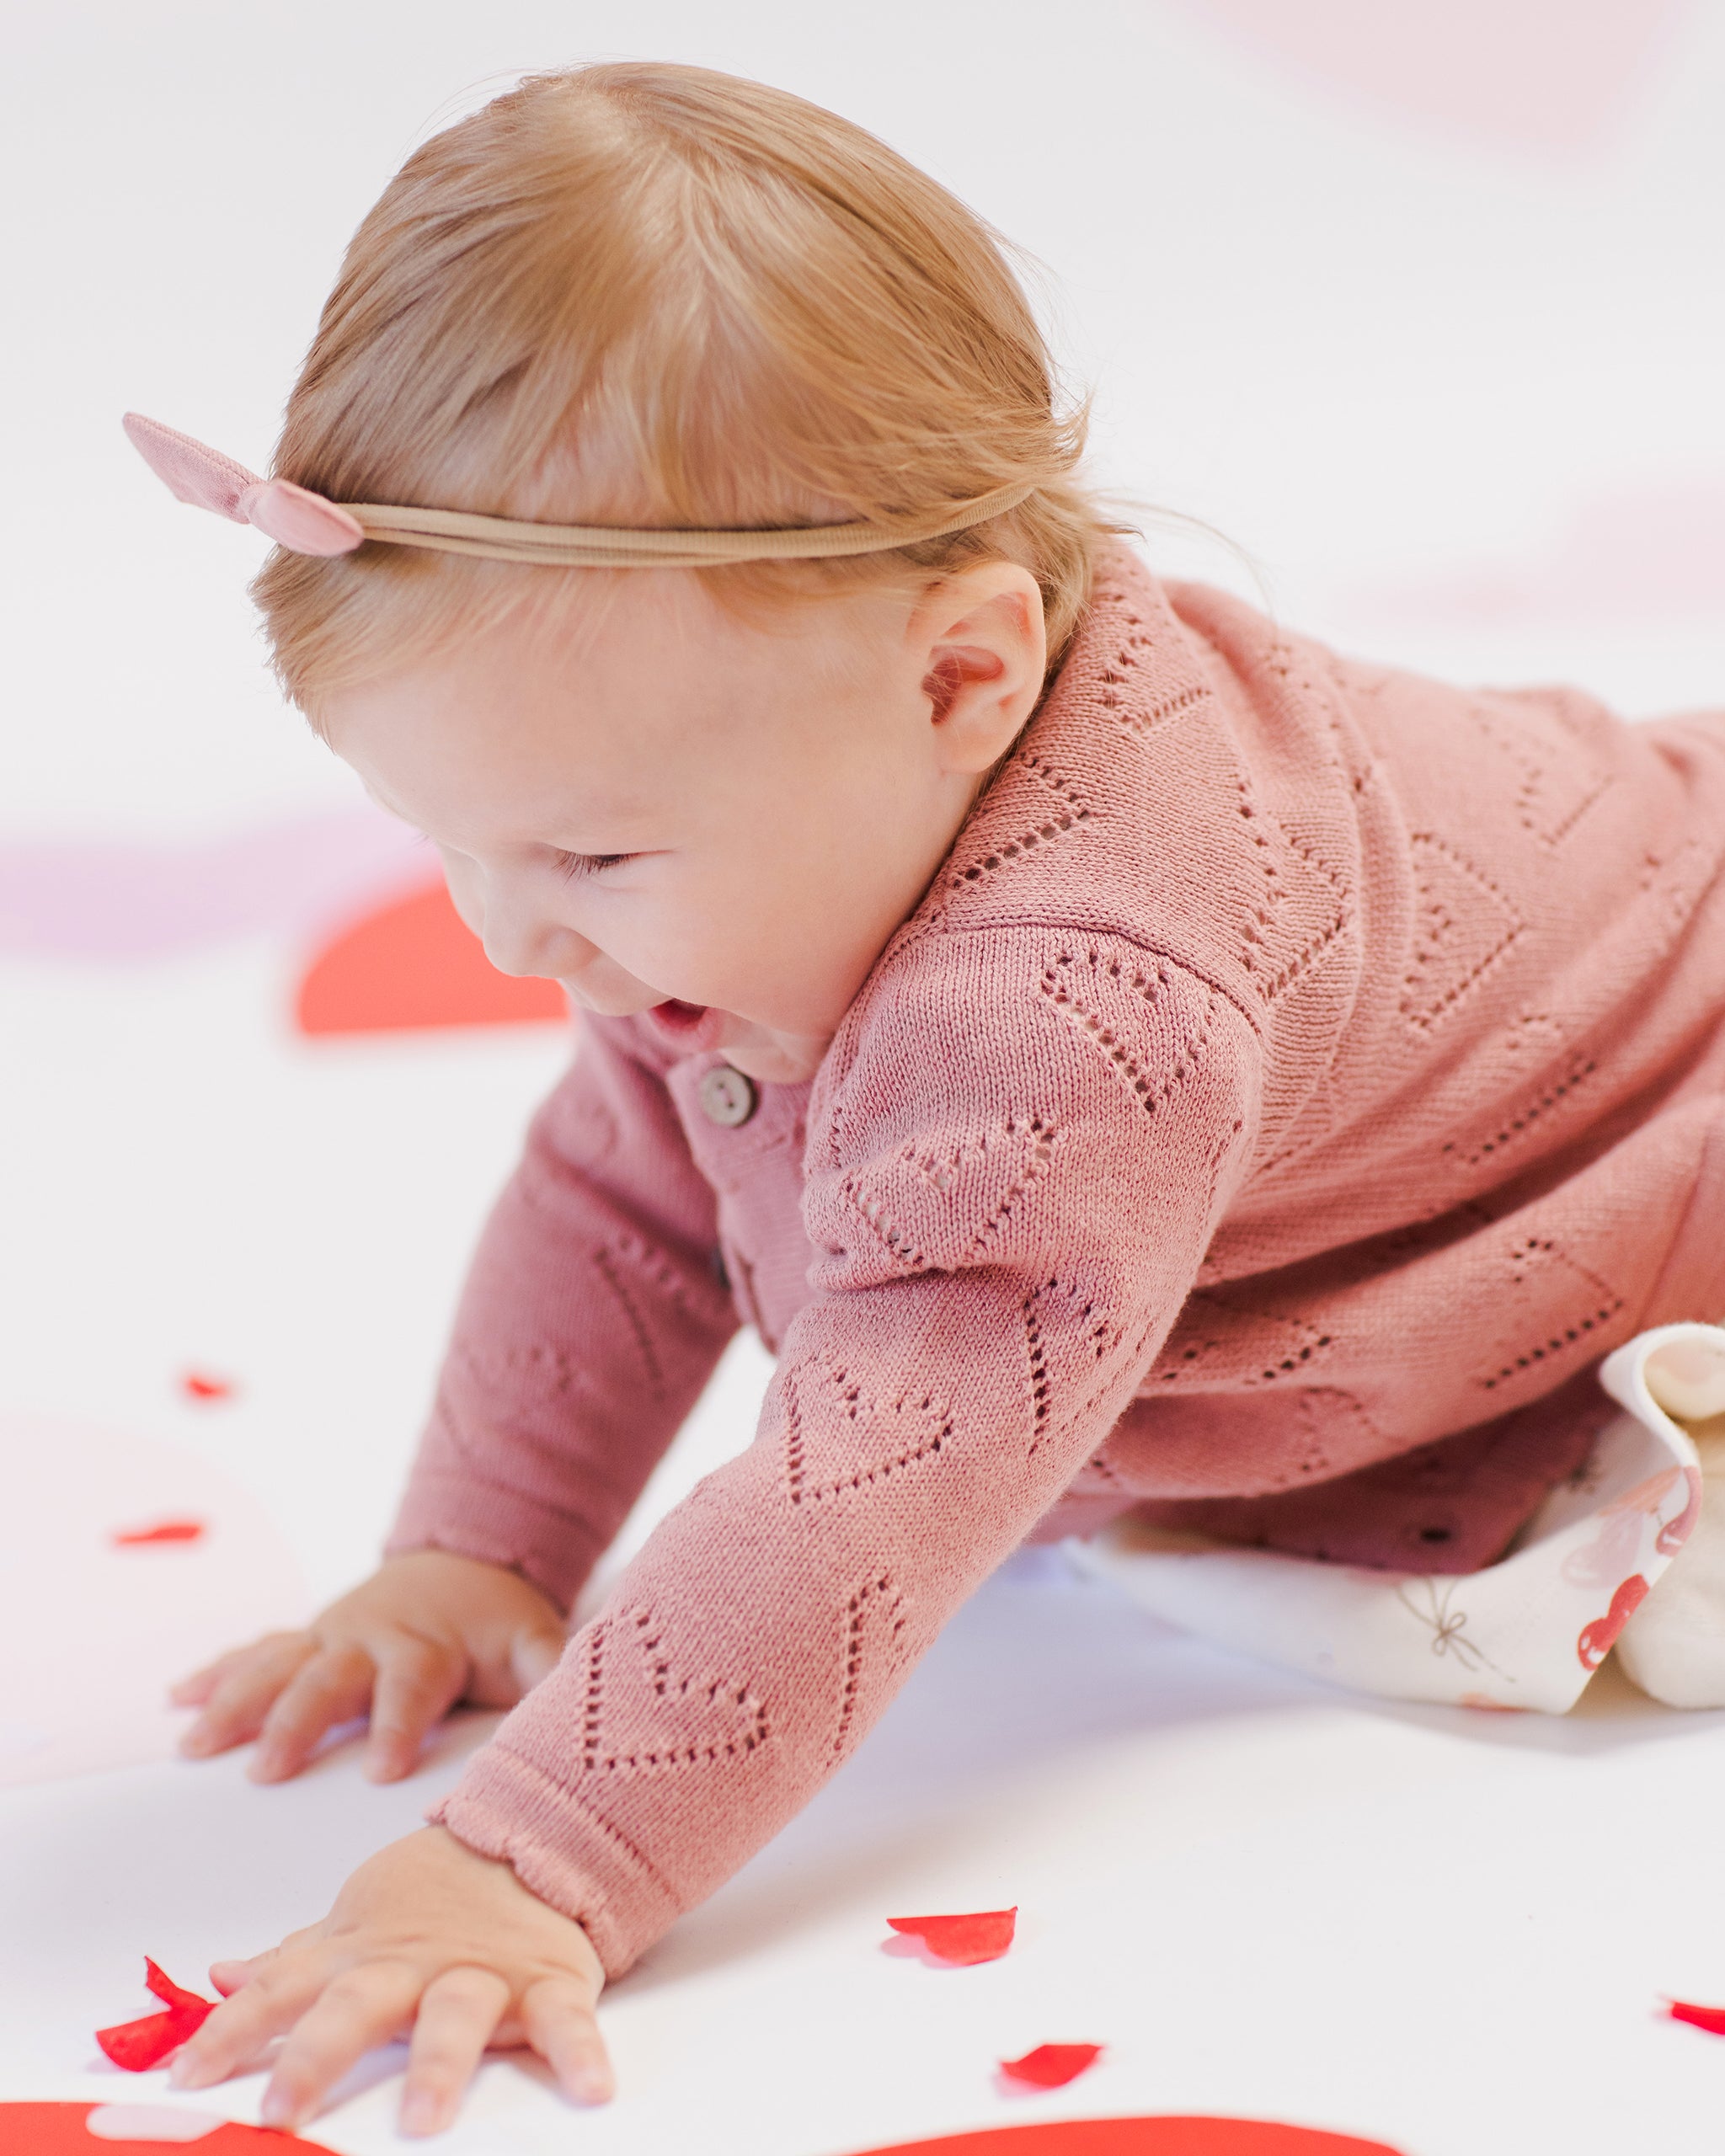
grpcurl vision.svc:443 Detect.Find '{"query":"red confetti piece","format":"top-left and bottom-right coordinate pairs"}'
top-left (95, 1959), bottom-right (215, 2071)
top-left (1669, 1999), bottom-right (1725, 2036)
top-left (111, 1519), bottom-right (206, 1546)
top-left (1000, 2043), bottom-right (1103, 2090)
top-left (94, 2011), bottom-right (193, 2073)
top-left (180, 1372), bottom-right (235, 1402)
top-left (886, 1908), bottom-right (1018, 1966)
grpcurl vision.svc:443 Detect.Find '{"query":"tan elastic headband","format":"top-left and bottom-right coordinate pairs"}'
top-left (121, 413), bottom-right (1033, 568)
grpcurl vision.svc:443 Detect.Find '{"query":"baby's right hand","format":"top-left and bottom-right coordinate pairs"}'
top-left (170, 1550), bottom-right (568, 1785)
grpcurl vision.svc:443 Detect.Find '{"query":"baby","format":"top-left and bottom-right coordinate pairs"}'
top-left (125, 60), bottom-right (1725, 2139)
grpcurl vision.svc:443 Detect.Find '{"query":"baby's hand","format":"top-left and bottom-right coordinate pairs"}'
top-left (168, 1824), bottom-right (611, 2136)
top-left (171, 1550), bottom-right (567, 1783)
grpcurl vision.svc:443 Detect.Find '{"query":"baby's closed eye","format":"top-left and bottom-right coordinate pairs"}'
top-left (555, 851), bottom-right (638, 881)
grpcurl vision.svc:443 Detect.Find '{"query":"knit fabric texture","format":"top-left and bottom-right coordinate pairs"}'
top-left (387, 547), bottom-right (1725, 1976)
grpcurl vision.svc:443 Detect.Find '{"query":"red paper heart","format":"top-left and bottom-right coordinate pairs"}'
top-left (95, 1960), bottom-right (216, 2070)
top-left (1669, 1999), bottom-right (1725, 2036)
top-left (887, 1908), bottom-right (1017, 1965)
top-left (1001, 2044), bottom-right (1103, 2089)
top-left (849, 2120), bottom-right (1404, 2153)
top-left (0, 2102), bottom-right (340, 2152)
top-left (111, 1519), bottom-right (206, 1547)
top-left (295, 881), bottom-right (568, 1036)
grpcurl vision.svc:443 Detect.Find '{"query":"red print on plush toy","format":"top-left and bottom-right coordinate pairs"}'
top-left (1577, 1573), bottom-right (1651, 1669)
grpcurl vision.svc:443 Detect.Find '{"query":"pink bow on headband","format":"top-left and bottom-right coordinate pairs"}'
top-left (122, 410), bottom-right (1036, 568)
top-left (122, 413), bottom-right (365, 557)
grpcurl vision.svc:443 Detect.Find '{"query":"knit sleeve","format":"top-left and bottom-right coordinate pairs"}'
top-left (382, 1017), bottom-right (740, 1614)
top-left (427, 926), bottom-right (1263, 1973)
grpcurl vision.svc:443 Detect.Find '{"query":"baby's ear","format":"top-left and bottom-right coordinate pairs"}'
top-left (1645, 1331), bottom-right (1725, 1424)
top-left (917, 562), bottom-right (1047, 767)
top-left (920, 648), bottom-right (989, 724)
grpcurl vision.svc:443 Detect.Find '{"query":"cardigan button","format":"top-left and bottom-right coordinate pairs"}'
top-left (698, 1063), bottom-right (757, 1129)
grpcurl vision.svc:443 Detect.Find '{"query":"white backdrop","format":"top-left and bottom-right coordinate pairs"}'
top-left (4, 7), bottom-right (1725, 2153)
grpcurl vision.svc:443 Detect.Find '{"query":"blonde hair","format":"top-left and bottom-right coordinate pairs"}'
top-left (254, 61), bottom-right (1115, 717)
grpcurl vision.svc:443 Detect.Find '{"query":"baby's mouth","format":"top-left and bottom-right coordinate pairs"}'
top-left (651, 1000), bottom-right (709, 1031)
top-left (642, 999), bottom-right (728, 1055)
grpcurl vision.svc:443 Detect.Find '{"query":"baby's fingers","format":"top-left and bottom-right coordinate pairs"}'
top-left (365, 1637), bottom-right (467, 1784)
top-left (206, 1929), bottom-right (318, 1998)
top-left (169, 1648), bottom-right (245, 1708)
top-left (259, 1961), bottom-right (426, 2132)
top-left (179, 1636), bottom-right (318, 1758)
top-left (250, 1646), bottom-right (376, 1783)
top-left (521, 1975), bottom-right (614, 2106)
top-left (398, 1967), bottom-right (510, 2136)
top-left (169, 1955), bottom-right (326, 2092)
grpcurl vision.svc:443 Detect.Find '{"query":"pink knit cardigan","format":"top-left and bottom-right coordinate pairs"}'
top-left (388, 549), bottom-right (1725, 1976)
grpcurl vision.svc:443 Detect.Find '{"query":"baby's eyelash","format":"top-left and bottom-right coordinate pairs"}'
top-left (555, 850), bottom-right (635, 883)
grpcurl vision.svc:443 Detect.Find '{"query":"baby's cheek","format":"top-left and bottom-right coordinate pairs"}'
top-left (435, 856), bottom-right (488, 940)
top-left (659, 896), bottom-right (799, 1006)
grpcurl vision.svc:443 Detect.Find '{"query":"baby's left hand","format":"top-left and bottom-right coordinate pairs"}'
top-left (168, 1825), bottom-right (612, 2137)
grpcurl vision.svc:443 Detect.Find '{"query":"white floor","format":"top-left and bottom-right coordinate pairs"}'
top-left (9, 1569), bottom-right (1725, 2155)
top-left (8, 3), bottom-right (1725, 2151)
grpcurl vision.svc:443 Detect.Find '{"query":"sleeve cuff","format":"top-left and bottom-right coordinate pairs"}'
top-left (428, 1739), bottom-right (684, 1981)
top-left (384, 1469), bottom-right (611, 1614)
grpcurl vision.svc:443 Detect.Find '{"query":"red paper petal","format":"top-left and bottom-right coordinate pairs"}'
top-left (886, 1908), bottom-right (1018, 1965)
top-left (96, 1962), bottom-right (215, 2068)
top-left (111, 1519), bottom-right (206, 1546)
top-left (143, 1958), bottom-right (213, 2019)
top-left (180, 1372), bottom-right (235, 1401)
top-left (1669, 1999), bottom-right (1725, 2035)
top-left (1001, 2043), bottom-right (1103, 2089)
top-left (94, 2010), bottom-right (185, 2072)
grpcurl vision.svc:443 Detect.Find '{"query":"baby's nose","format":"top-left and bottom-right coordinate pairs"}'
top-left (481, 903), bottom-right (594, 983)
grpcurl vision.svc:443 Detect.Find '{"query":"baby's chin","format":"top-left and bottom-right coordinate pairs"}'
top-left (718, 1033), bottom-right (831, 1084)
top-left (643, 1001), bottom-right (831, 1084)
top-left (710, 1017), bottom-right (835, 1084)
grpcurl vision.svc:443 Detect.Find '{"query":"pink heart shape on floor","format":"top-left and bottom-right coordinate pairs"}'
top-left (0, 809), bottom-right (430, 963)
top-left (1172, 0), bottom-right (1691, 155)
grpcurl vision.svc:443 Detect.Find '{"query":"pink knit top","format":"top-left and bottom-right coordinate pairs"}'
top-left (387, 550), bottom-right (1725, 1976)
